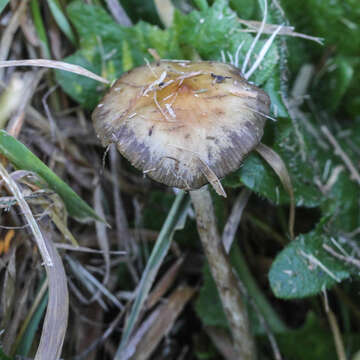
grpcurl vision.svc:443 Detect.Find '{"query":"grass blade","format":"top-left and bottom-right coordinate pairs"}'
top-left (34, 230), bottom-right (69, 360)
top-left (30, 0), bottom-right (51, 58)
top-left (16, 287), bottom-right (48, 356)
top-left (0, 130), bottom-right (103, 222)
top-left (115, 191), bottom-right (190, 359)
top-left (0, 0), bottom-right (9, 15)
top-left (46, 0), bottom-right (76, 44)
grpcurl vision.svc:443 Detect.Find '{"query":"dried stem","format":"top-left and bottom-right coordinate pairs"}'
top-left (190, 187), bottom-right (255, 360)
top-left (222, 188), bottom-right (251, 253)
top-left (323, 292), bottom-right (346, 360)
top-left (321, 125), bottom-right (360, 186)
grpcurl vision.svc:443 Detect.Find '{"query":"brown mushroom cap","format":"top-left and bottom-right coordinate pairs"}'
top-left (92, 60), bottom-right (270, 195)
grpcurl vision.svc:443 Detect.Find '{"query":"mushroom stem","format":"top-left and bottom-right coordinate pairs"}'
top-left (190, 187), bottom-right (255, 360)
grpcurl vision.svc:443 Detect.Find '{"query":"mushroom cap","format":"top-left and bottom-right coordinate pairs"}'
top-left (92, 60), bottom-right (270, 194)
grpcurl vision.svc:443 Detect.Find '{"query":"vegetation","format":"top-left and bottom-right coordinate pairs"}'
top-left (0, 0), bottom-right (360, 359)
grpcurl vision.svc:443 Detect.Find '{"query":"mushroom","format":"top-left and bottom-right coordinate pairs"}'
top-left (92, 60), bottom-right (269, 197)
top-left (92, 60), bottom-right (292, 359)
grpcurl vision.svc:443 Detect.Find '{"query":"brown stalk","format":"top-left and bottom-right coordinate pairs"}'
top-left (190, 187), bottom-right (255, 360)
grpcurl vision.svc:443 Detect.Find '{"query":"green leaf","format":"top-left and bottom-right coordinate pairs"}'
top-left (282, 0), bottom-right (360, 56)
top-left (276, 312), bottom-right (338, 360)
top-left (0, 348), bottom-right (12, 360)
top-left (269, 221), bottom-right (351, 299)
top-left (225, 115), bottom-right (325, 208)
top-left (56, 53), bottom-right (104, 110)
top-left (119, 0), bottom-right (162, 25)
top-left (0, 130), bottom-right (102, 222)
top-left (0, 0), bottom-right (9, 15)
top-left (229, 0), bottom-right (255, 19)
top-left (31, 0), bottom-right (51, 58)
top-left (282, 0), bottom-right (360, 115)
top-left (173, 0), bottom-right (279, 85)
top-left (317, 55), bottom-right (354, 112)
top-left (16, 290), bottom-right (48, 356)
top-left (56, 1), bottom-right (182, 109)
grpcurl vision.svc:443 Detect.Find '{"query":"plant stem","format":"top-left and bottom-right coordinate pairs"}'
top-left (190, 187), bottom-right (255, 360)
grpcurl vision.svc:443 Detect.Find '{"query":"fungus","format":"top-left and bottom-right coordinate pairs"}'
top-left (92, 60), bottom-right (270, 197)
top-left (92, 60), bottom-right (293, 359)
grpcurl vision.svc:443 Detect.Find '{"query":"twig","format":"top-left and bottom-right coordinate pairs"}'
top-left (190, 187), bottom-right (255, 360)
top-left (323, 244), bottom-right (360, 270)
top-left (322, 290), bottom-right (346, 360)
top-left (105, 0), bottom-right (132, 26)
top-left (321, 125), bottom-right (360, 186)
top-left (238, 19), bottom-right (324, 44)
top-left (300, 250), bottom-right (340, 282)
top-left (222, 188), bottom-right (251, 253)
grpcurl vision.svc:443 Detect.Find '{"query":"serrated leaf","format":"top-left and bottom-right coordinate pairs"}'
top-left (269, 221), bottom-right (351, 299)
top-left (173, 0), bottom-right (279, 85)
top-left (0, 130), bottom-right (102, 222)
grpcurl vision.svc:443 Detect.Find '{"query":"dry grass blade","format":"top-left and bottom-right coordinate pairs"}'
top-left (146, 256), bottom-right (184, 309)
top-left (154, 0), bottom-right (174, 28)
top-left (129, 285), bottom-right (196, 360)
top-left (323, 292), bottom-right (346, 360)
top-left (205, 327), bottom-right (238, 360)
top-left (245, 25), bottom-right (283, 80)
top-left (321, 125), bottom-right (360, 186)
top-left (0, 59), bottom-right (110, 84)
top-left (0, 0), bottom-right (29, 78)
top-left (0, 162), bottom-right (52, 265)
top-left (238, 19), bottom-right (324, 44)
top-left (35, 229), bottom-right (69, 360)
top-left (6, 70), bottom-right (46, 137)
top-left (3, 269), bottom-right (35, 354)
top-left (94, 184), bottom-right (110, 285)
top-left (105, 0), bottom-right (132, 26)
top-left (0, 74), bottom-right (23, 128)
top-left (0, 245), bottom-right (16, 346)
top-left (222, 188), bottom-right (251, 253)
top-left (256, 143), bottom-right (295, 239)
